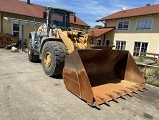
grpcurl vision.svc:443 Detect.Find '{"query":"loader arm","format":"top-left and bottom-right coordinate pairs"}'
top-left (56, 29), bottom-right (91, 53)
top-left (56, 29), bottom-right (75, 53)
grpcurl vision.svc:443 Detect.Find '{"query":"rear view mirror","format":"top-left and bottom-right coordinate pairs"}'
top-left (43, 12), bottom-right (47, 19)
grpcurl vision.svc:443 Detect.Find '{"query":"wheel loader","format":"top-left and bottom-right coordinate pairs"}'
top-left (28, 7), bottom-right (146, 108)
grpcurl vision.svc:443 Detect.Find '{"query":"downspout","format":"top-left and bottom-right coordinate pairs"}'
top-left (21, 25), bottom-right (24, 51)
top-left (103, 34), bottom-right (106, 45)
top-left (1, 12), bottom-right (3, 33)
top-left (22, 25), bottom-right (24, 40)
top-left (33, 17), bottom-right (36, 31)
top-left (101, 36), bottom-right (103, 45)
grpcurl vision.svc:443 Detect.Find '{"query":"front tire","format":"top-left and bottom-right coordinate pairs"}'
top-left (27, 39), bottom-right (40, 62)
top-left (42, 41), bottom-right (68, 77)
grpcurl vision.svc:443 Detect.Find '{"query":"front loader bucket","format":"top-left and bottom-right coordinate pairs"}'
top-left (63, 48), bottom-right (146, 107)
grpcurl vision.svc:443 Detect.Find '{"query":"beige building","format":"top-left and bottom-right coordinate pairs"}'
top-left (0, 0), bottom-right (89, 42)
top-left (96, 4), bottom-right (159, 56)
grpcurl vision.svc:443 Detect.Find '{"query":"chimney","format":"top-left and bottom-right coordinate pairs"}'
top-left (27, 0), bottom-right (30, 4)
top-left (146, 4), bottom-right (150, 6)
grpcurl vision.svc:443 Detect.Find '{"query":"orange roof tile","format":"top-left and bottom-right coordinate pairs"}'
top-left (88, 28), bottom-right (114, 37)
top-left (70, 15), bottom-right (90, 27)
top-left (0, 0), bottom-right (89, 27)
top-left (97, 4), bottom-right (159, 21)
top-left (0, 0), bottom-right (45, 18)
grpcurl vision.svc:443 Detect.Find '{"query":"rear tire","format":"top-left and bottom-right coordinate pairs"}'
top-left (28, 39), bottom-right (40, 62)
top-left (42, 41), bottom-right (68, 77)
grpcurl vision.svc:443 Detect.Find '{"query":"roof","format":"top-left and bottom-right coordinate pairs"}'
top-left (70, 15), bottom-right (90, 27)
top-left (0, 0), bottom-right (89, 27)
top-left (0, 0), bottom-right (45, 18)
top-left (97, 4), bottom-right (159, 21)
top-left (88, 27), bottom-right (114, 37)
top-left (47, 7), bottom-right (74, 14)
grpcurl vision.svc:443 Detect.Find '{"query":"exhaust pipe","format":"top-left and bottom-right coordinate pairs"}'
top-left (27, 0), bottom-right (30, 4)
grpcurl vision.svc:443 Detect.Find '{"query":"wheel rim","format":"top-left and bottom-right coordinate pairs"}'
top-left (44, 51), bottom-right (52, 68)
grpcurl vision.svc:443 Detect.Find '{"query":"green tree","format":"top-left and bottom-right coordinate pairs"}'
top-left (94, 25), bottom-right (103, 28)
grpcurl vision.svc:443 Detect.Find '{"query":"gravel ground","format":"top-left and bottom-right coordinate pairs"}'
top-left (0, 48), bottom-right (159, 120)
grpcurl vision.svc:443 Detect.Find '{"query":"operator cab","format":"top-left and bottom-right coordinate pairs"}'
top-left (43, 7), bottom-right (76, 30)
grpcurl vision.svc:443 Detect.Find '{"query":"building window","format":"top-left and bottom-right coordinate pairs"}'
top-left (97, 40), bottom-right (102, 46)
top-left (117, 21), bottom-right (129, 30)
top-left (12, 23), bottom-right (20, 38)
top-left (136, 19), bottom-right (152, 30)
top-left (115, 41), bottom-right (126, 50)
top-left (133, 42), bottom-right (148, 56)
top-left (104, 40), bottom-right (110, 45)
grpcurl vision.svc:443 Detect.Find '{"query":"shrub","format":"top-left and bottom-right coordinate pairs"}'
top-left (136, 56), bottom-right (144, 62)
top-left (146, 76), bottom-right (159, 87)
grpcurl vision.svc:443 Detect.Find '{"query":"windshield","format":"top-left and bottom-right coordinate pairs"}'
top-left (50, 10), bottom-right (70, 29)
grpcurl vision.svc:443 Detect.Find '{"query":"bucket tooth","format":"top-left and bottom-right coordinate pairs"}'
top-left (113, 91), bottom-right (126, 100)
top-left (131, 85), bottom-right (144, 92)
top-left (136, 83), bottom-right (145, 88)
top-left (103, 98), bottom-right (110, 105)
top-left (143, 87), bottom-right (148, 90)
top-left (96, 96), bottom-right (107, 105)
top-left (94, 96), bottom-right (104, 105)
top-left (139, 89), bottom-right (144, 92)
top-left (139, 84), bottom-right (148, 90)
top-left (93, 102), bottom-right (101, 109)
top-left (131, 85), bottom-right (142, 90)
top-left (120, 89), bottom-right (132, 97)
top-left (126, 87), bottom-right (139, 94)
top-left (95, 95), bottom-right (110, 106)
top-left (96, 96), bottom-right (110, 105)
top-left (105, 93), bottom-right (118, 103)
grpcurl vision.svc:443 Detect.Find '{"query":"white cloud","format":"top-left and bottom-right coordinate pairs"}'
top-left (108, 0), bottom-right (134, 10)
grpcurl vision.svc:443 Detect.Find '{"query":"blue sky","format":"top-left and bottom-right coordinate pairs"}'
top-left (24, 0), bottom-right (159, 27)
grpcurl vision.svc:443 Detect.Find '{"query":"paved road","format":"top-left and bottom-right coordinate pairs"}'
top-left (0, 49), bottom-right (159, 120)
